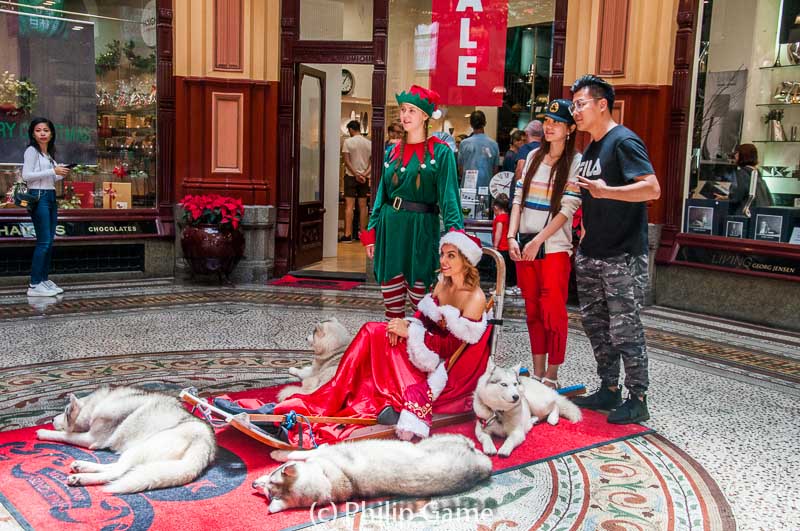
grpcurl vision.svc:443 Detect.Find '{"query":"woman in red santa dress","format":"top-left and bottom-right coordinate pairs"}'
top-left (274, 230), bottom-right (491, 446)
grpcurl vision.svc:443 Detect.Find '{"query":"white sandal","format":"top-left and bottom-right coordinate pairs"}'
top-left (541, 377), bottom-right (560, 389)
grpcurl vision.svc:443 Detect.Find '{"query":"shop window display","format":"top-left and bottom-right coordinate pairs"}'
top-left (687, 0), bottom-right (800, 243)
top-left (0, 0), bottom-right (157, 211)
top-left (386, 0), bottom-right (554, 222)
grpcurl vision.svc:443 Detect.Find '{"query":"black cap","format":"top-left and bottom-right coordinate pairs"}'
top-left (545, 99), bottom-right (575, 125)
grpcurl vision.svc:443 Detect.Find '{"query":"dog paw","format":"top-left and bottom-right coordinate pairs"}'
top-left (70, 461), bottom-right (85, 472)
top-left (497, 444), bottom-right (515, 457)
top-left (67, 475), bottom-right (82, 486)
top-left (36, 429), bottom-right (54, 440)
top-left (481, 444), bottom-right (497, 456)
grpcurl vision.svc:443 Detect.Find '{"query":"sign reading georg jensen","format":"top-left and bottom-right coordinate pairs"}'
top-left (431, 0), bottom-right (508, 107)
top-left (678, 245), bottom-right (800, 279)
top-left (0, 220), bottom-right (158, 238)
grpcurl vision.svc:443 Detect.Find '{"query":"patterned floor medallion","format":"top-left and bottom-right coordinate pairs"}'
top-left (301, 435), bottom-right (734, 531)
top-left (0, 349), bottom-right (306, 431)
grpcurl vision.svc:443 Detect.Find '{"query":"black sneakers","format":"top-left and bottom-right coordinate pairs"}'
top-left (607, 394), bottom-right (650, 424)
top-left (572, 386), bottom-right (623, 411)
top-left (338, 235), bottom-right (353, 243)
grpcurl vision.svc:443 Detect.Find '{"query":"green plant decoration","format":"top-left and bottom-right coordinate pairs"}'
top-left (16, 78), bottom-right (38, 115)
top-left (0, 71), bottom-right (38, 115)
top-left (123, 40), bottom-right (156, 72)
top-left (96, 40), bottom-right (122, 75)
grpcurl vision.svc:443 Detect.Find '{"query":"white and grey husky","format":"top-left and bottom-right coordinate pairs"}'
top-left (252, 434), bottom-right (493, 513)
top-left (36, 386), bottom-right (216, 493)
top-left (473, 360), bottom-right (582, 457)
top-left (277, 318), bottom-right (351, 402)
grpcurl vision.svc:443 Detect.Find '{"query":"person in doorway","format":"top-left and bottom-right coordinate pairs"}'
top-left (727, 143), bottom-right (773, 216)
top-left (491, 194), bottom-right (517, 295)
top-left (22, 118), bottom-right (70, 297)
top-left (361, 85), bottom-right (463, 319)
top-left (502, 129), bottom-right (526, 173)
top-left (457, 110), bottom-right (500, 190)
top-left (341, 120), bottom-right (372, 243)
top-left (506, 100), bottom-right (582, 388)
top-left (568, 74), bottom-right (661, 424)
top-left (511, 120), bottom-right (543, 204)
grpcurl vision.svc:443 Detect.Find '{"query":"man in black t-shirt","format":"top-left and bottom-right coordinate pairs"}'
top-left (569, 75), bottom-right (661, 424)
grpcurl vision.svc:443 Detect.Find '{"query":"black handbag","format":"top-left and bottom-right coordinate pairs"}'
top-left (518, 232), bottom-right (546, 260)
top-left (12, 181), bottom-right (39, 210)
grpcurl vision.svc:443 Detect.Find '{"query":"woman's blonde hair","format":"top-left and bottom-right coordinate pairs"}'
top-left (440, 249), bottom-right (480, 289)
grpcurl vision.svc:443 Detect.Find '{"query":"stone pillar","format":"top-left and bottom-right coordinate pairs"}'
top-left (646, 223), bottom-right (663, 306)
top-left (230, 205), bottom-right (276, 283)
top-left (175, 204), bottom-right (276, 283)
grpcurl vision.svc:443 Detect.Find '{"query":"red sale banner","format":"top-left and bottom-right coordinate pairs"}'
top-left (430, 0), bottom-right (508, 107)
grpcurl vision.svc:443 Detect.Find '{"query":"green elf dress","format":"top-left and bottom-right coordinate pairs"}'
top-left (361, 137), bottom-right (463, 289)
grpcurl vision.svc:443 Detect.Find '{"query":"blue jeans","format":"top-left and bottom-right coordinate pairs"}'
top-left (29, 189), bottom-right (58, 285)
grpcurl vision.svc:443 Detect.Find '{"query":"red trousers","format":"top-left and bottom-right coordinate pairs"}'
top-left (515, 251), bottom-right (571, 365)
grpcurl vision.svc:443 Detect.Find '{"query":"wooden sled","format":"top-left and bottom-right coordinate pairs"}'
top-left (180, 247), bottom-right (583, 450)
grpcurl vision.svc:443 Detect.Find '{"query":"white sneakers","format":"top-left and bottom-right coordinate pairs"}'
top-left (27, 281), bottom-right (64, 297)
top-left (42, 280), bottom-right (64, 294)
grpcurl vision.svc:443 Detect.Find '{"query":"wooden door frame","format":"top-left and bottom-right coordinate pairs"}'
top-left (275, 0), bottom-right (568, 276)
top-left (293, 65), bottom-right (327, 267)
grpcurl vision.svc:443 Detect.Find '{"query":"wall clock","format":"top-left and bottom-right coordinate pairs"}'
top-left (341, 69), bottom-right (354, 96)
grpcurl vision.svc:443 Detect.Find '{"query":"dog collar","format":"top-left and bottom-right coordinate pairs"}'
top-left (480, 412), bottom-right (499, 428)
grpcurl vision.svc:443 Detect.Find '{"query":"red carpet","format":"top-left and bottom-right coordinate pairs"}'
top-left (268, 275), bottom-right (362, 291)
top-left (0, 387), bottom-right (651, 531)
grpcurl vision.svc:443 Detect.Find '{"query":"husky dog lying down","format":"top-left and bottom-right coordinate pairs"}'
top-left (277, 318), bottom-right (351, 402)
top-left (474, 360), bottom-right (582, 457)
top-left (37, 386), bottom-right (216, 493)
top-left (252, 434), bottom-right (493, 513)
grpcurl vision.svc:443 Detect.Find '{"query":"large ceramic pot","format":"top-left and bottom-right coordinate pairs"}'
top-left (181, 224), bottom-right (245, 278)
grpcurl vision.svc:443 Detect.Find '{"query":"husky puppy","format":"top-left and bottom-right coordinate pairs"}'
top-left (36, 386), bottom-right (216, 494)
top-left (252, 434), bottom-right (492, 513)
top-left (473, 360), bottom-right (582, 457)
top-left (278, 318), bottom-right (351, 402)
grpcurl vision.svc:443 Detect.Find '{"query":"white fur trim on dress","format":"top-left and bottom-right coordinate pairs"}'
top-left (406, 318), bottom-right (441, 373)
top-left (397, 409), bottom-right (430, 438)
top-left (427, 362), bottom-right (448, 401)
top-left (439, 231), bottom-right (482, 266)
top-left (416, 294), bottom-right (442, 322)
top-left (439, 304), bottom-right (488, 344)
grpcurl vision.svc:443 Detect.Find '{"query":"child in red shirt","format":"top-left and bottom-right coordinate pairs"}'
top-left (492, 194), bottom-right (517, 294)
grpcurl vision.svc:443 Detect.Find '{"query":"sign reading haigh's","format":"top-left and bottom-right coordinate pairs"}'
top-left (431, 0), bottom-right (508, 107)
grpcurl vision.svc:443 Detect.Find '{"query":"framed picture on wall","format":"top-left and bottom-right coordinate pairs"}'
top-left (687, 206), bottom-right (714, 235)
top-left (726, 220), bottom-right (744, 238)
top-left (754, 214), bottom-right (783, 242)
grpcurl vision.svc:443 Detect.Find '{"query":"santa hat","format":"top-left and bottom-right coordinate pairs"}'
top-left (439, 229), bottom-right (482, 266)
top-left (396, 85), bottom-right (443, 120)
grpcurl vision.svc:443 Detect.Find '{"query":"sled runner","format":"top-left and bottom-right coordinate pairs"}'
top-left (181, 247), bottom-right (584, 450)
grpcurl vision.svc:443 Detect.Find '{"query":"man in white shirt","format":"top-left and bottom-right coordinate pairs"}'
top-left (341, 120), bottom-right (372, 242)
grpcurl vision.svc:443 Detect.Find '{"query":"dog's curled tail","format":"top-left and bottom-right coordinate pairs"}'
top-left (103, 429), bottom-right (216, 494)
top-left (556, 395), bottom-right (582, 422)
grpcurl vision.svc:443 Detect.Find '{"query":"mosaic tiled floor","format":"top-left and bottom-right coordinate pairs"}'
top-left (0, 279), bottom-right (798, 530)
top-left (304, 435), bottom-right (734, 531)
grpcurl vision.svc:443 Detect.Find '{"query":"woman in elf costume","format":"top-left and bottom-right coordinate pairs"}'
top-left (361, 85), bottom-right (464, 319)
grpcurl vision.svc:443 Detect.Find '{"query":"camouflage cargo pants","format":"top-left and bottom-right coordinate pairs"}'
top-left (575, 250), bottom-right (649, 396)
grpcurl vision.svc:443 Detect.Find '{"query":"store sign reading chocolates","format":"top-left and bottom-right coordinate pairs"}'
top-left (431, 0), bottom-right (508, 106)
top-left (0, 220), bottom-right (158, 238)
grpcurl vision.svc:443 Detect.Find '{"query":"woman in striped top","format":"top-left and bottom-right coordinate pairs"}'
top-left (507, 99), bottom-right (582, 389)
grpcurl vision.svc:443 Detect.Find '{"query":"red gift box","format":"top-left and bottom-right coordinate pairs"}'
top-left (70, 181), bottom-right (95, 208)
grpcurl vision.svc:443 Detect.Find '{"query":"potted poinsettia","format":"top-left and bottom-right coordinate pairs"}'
top-left (178, 194), bottom-right (245, 280)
